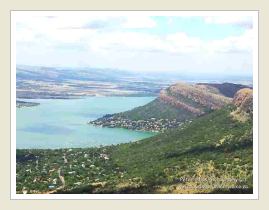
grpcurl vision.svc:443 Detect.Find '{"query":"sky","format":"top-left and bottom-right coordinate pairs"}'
top-left (14, 11), bottom-right (257, 76)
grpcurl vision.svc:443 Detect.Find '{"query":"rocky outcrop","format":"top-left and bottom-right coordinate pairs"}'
top-left (159, 89), bottom-right (203, 115)
top-left (233, 88), bottom-right (253, 115)
top-left (231, 88), bottom-right (253, 122)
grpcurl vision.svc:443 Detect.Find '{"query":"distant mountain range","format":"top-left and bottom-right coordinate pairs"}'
top-left (16, 65), bottom-right (252, 99)
top-left (16, 65), bottom-right (171, 98)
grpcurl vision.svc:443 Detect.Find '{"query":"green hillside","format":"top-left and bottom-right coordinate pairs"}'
top-left (16, 103), bottom-right (253, 194)
top-left (110, 105), bottom-right (253, 193)
top-left (117, 98), bottom-right (195, 121)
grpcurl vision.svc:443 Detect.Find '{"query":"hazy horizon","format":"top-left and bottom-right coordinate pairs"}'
top-left (16, 64), bottom-right (253, 80)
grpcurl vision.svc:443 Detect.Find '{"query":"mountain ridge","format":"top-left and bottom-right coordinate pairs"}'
top-left (89, 82), bottom-right (246, 132)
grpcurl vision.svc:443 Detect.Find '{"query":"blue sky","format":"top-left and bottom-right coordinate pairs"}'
top-left (130, 16), bottom-right (248, 40)
top-left (14, 11), bottom-right (257, 76)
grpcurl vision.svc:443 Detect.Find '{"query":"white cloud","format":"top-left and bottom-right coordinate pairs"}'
top-left (207, 29), bottom-right (254, 53)
top-left (87, 32), bottom-right (167, 54)
top-left (166, 33), bottom-right (202, 53)
top-left (14, 12), bottom-right (255, 75)
top-left (16, 23), bottom-right (254, 54)
top-left (204, 16), bottom-right (253, 28)
top-left (86, 29), bottom-right (253, 55)
top-left (122, 16), bottom-right (156, 28)
top-left (15, 13), bottom-right (106, 30)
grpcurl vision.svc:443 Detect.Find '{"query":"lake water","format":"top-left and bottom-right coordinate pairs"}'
top-left (16, 97), bottom-right (156, 149)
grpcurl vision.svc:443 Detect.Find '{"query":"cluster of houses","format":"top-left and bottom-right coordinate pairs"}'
top-left (17, 148), bottom-right (114, 194)
top-left (90, 115), bottom-right (183, 132)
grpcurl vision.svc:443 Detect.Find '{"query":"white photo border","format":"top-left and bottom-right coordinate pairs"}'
top-left (10, 10), bottom-right (259, 200)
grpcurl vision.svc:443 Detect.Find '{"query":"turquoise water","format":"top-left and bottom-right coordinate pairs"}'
top-left (16, 97), bottom-right (156, 149)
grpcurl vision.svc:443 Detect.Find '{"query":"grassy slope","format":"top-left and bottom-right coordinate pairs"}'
top-left (16, 105), bottom-right (253, 194)
top-left (109, 105), bottom-right (253, 193)
top-left (117, 98), bottom-right (196, 121)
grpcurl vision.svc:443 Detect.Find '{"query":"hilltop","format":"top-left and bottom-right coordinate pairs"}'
top-left (231, 88), bottom-right (253, 122)
top-left (16, 88), bottom-right (253, 194)
top-left (90, 82), bottom-right (235, 132)
top-left (197, 82), bottom-right (252, 98)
